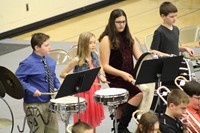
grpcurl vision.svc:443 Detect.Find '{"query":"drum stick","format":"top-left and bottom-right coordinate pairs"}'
top-left (192, 55), bottom-right (197, 60)
top-left (130, 78), bottom-right (136, 85)
top-left (93, 83), bottom-right (101, 86)
top-left (104, 81), bottom-right (110, 84)
top-left (192, 55), bottom-right (200, 65)
top-left (41, 92), bottom-right (57, 95)
top-left (93, 81), bottom-right (110, 86)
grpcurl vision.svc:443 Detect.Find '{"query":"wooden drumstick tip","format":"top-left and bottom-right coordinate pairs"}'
top-left (129, 77), bottom-right (135, 82)
top-left (93, 83), bottom-right (101, 86)
top-left (41, 92), bottom-right (57, 95)
top-left (104, 81), bottom-right (110, 84)
top-left (94, 81), bottom-right (110, 86)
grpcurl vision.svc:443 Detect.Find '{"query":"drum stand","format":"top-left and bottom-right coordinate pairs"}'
top-left (0, 97), bottom-right (14, 133)
top-left (61, 87), bottom-right (82, 133)
top-left (76, 86), bottom-right (82, 122)
top-left (17, 107), bottom-right (49, 133)
top-left (54, 68), bottom-right (100, 133)
top-left (59, 111), bottom-right (71, 133)
top-left (108, 105), bottom-right (119, 133)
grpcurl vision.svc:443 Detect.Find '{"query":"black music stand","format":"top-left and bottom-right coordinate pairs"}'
top-left (135, 56), bottom-right (183, 115)
top-left (56, 67), bottom-right (100, 121)
top-left (135, 55), bottom-right (183, 86)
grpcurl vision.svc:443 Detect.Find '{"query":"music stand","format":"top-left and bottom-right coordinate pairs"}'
top-left (135, 56), bottom-right (183, 115)
top-left (135, 55), bottom-right (183, 86)
top-left (56, 67), bottom-right (100, 121)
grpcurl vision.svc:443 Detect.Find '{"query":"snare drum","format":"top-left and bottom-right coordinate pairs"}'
top-left (94, 88), bottom-right (129, 106)
top-left (49, 96), bottom-right (87, 113)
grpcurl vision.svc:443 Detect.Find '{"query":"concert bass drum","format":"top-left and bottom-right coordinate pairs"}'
top-left (134, 52), bottom-right (156, 113)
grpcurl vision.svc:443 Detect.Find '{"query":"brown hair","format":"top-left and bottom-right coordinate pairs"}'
top-left (182, 80), bottom-right (200, 97)
top-left (31, 33), bottom-right (50, 50)
top-left (99, 9), bottom-right (134, 49)
top-left (135, 111), bottom-right (159, 133)
top-left (159, 1), bottom-right (178, 16)
top-left (167, 89), bottom-right (189, 106)
top-left (72, 122), bottom-right (93, 133)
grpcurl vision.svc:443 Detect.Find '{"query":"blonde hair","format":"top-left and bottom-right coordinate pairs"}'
top-left (72, 122), bottom-right (93, 133)
top-left (77, 32), bottom-right (95, 66)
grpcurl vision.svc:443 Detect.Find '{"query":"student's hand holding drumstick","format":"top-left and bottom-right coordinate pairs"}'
top-left (33, 89), bottom-right (58, 96)
top-left (129, 77), bottom-right (136, 85)
top-left (94, 74), bottom-right (110, 86)
top-left (99, 73), bottom-right (109, 83)
top-left (121, 71), bottom-right (135, 82)
top-left (33, 90), bottom-right (42, 97)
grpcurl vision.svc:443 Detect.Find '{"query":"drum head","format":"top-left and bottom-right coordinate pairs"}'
top-left (49, 96), bottom-right (87, 113)
top-left (95, 88), bottom-right (127, 96)
top-left (50, 96), bottom-right (85, 104)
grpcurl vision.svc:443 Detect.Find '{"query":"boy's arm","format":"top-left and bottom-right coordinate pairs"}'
top-left (179, 46), bottom-right (195, 56)
top-left (150, 49), bottom-right (171, 57)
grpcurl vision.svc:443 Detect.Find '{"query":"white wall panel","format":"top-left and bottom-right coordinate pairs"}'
top-left (0, 0), bottom-right (103, 33)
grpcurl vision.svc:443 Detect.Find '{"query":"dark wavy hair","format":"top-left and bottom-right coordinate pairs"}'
top-left (99, 9), bottom-right (134, 49)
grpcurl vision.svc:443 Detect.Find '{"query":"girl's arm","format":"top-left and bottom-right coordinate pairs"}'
top-left (132, 37), bottom-right (143, 60)
top-left (60, 57), bottom-right (79, 78)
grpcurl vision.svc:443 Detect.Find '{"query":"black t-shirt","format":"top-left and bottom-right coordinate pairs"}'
top-left (151, 25), bottom-right (179, 55)
top-left (151, 25), bottom-right (180, 88)
top-left (160, 114), bottom-right (184, 133)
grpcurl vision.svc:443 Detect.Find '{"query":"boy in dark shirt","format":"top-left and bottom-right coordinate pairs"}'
top-left (150, 1), bottom-right (194, 57)
top-left (160, 89), bottom-right (189, 133)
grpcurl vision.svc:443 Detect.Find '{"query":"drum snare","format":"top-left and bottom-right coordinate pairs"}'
top-left (94, 88), bottom-right (129, 106)
top-left (49, 96), bottom-right (86, 113)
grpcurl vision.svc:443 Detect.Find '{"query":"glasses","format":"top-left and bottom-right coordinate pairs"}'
top-left (115, 20), bottom-right (126, 24)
